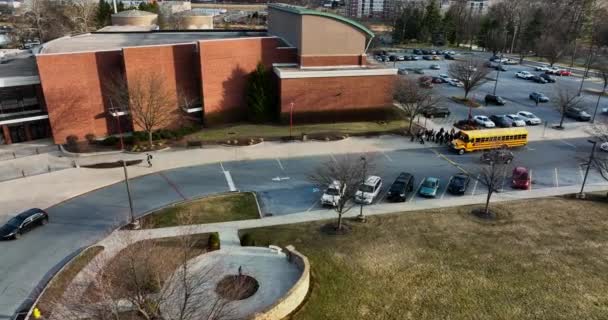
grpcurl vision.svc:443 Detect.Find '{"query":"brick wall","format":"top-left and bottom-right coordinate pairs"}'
top-left (122, 44), bottom-right (200, 130)
top-left (299, 55), bottom-right (366, 67)
top-left (36, 50), bottom-right (123, 144)
top-left (199, 37), bottom-right (297, 124)
top-left (278, 74), bottom-right (395, 123)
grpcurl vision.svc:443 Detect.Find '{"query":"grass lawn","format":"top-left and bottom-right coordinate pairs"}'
top-left (36, 246), bottom-right (104, 315)
top-left (241, 197), bottom-right (608, 319)
top-left (185, 120), bottom-right (407, 142)
top-left (139, 192), bottom-right (260, 228)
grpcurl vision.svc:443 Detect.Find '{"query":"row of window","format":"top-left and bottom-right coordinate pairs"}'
top-left (473, 134), bottom-right (527, 143)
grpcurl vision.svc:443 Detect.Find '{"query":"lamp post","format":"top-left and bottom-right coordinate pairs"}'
top-left (579, 140), bottom-right (597, 198)
top-left (289, 101), bottom-right (294, 140)
top-left (492, 54), bottom-right (503, 96)
top-left (122, 160), bottom-right (137, 228)
top-left (357, 155), bottom-right (368, 222)
top-left (592, 85), bottom-right (606, 123)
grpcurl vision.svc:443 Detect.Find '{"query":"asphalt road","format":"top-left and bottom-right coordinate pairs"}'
top-left (1, 138), bottom-right (607, 318)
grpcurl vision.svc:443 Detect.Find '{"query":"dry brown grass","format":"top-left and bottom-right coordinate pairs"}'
top-left (242, 197), bottom-right (608, 320)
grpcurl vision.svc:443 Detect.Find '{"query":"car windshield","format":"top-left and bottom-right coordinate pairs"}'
top-left (422, 179), bottom-right (436, 188)
top-left (325, 188), bottom-right (340, 196)
top-left (391, 182), bottom-right (405, 190)
top-left (359, 184), bottom-right (374, 193)
top-left (6, 216), bottom-right (25, 227)
top-left (514, 171), bottom-right (528, 179)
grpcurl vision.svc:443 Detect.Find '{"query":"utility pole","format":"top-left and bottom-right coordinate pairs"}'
top-left (592, 84), bottom-right (606, 123)
top-left (122, 160), bottom-right (137, 228)
top-left (578, 46), bottom-right (595, 96)
top-left (357, 156), bottom-right (368, 222)
top-left (579, 140), bottom-right (597, 198)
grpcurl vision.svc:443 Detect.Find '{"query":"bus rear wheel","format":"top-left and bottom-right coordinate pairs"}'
top-left (458, 149), bottom-right (465, 155)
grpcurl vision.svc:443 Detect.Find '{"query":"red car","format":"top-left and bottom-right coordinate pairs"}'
top-left (512, 167), bottom-right (530, 189)
top-left (557, 70), bottom-right (572, 76)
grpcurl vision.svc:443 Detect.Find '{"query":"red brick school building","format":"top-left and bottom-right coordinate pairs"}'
top-left (0, 4), bottom-right (396, 145)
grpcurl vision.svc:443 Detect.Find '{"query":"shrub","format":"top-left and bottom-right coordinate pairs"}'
top-left (66, 135), bottom-right (78, 145)
top-left (240, 233), bottom-right (256, 246)
top-left (85, 133), bottom-right (96, 144)
top-left (208, 233), bottom-right (220, 250)
top-left (100, 136), bottom-right (119, 146)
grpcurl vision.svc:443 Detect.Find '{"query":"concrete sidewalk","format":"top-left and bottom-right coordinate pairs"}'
top-left (0, 135), bottom-right (425, 219)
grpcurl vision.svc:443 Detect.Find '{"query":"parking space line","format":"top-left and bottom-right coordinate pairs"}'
top-left (410, 180), bottom-right (424, 202)
top-left (276, 158), bottom-right (285, 171)
top-left (330, 153), bottom-right (337, 163)
top-left (554, 168), bottom-right (559, 188)
top-left (381, 151), bottom-right (393, 162)
top-left (559, 140), bottom-right (577, 148)
top-left (529, 169), bottom-right (533, 191)
top-left (440, 178), bottom-right (451, 199)
top-left (219, 161), bottom-right (226, 172)
top-left (471, 174), bottom-right (480, 195)
top-left (306, 199), bottom-right (320, 212)
top-left (579, 166), bottom-right (585, 182)
top-left (224, 171), bottom-right (237, 191)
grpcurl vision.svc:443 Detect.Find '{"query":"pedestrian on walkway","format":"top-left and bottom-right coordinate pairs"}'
top-left (437, 134), bottom-right (444, 145)
top-left (427, 129), bottom-right (433, 141)
top-left (419, 132), bottom-right (426, 144)
top-left (450, 128), bottom-right (455, 135)
top-left (146, 153), bottom-right (153, 168)
top-left (435, 131), bottom-right (442, 143)
top-left (446, 132), bottom-right (452, 143)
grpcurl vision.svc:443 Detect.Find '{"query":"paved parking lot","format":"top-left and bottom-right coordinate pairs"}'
top-left (383, 52), bottom-right (608, 136)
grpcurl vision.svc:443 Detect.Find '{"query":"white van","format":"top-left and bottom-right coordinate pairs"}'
top-left (355, 176), bottom-right (382, 204)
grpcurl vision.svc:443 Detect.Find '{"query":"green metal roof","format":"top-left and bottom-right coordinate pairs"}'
top-left (268, 4), bottom-right (375, 39)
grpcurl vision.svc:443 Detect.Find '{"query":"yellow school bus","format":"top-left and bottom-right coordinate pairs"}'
top-left (450, 127), bottom-right (528, 154)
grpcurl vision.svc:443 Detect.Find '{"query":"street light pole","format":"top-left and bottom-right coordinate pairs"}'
top-left (592, 86), bottom-right (606, 123)
top-left (358, 156), bottom-right (367, 221)
top-left (579, 140), bottom-right (597, 197)
top-left (289, 101), bottom-right (294, 140)
top-left (492, 54), bottom-right (503, 96)
top-left (122, 160), bottom-right (136, 227)
top-left (578, 48), bottom-right (594, 96)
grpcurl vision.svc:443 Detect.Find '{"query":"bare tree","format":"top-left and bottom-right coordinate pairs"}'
top-left (591, 58), bottom-right (608, 121)
top-left (393, 77), bottom-right (442, 134)
top-left (554, 83), bottom-right (585, 128)
top-left (64, 0), bottom-right (98, 33)
top-left (47, 232), bottom-right (237, 320)
top-left (477, 148), bottom-right (511, 216)
top-left (588, 120), bottom-right (608, 181)
top-left (309, 154), bottom-right (374, 232)
top-left (448, 57), bottom-right (491, 99)
top-left (536, 34), bottom-right (567, 66)
top-left (106, 72), bottom-right (176, 148)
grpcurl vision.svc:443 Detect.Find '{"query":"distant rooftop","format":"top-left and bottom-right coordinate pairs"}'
top-left (112, 9), bottom-right (157, 17)
top-left (98, 25), bottom-right (158, 32)
top-left (39, 31), bottom-right (269, 54)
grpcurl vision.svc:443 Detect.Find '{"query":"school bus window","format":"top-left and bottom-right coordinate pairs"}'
top-left (522, 134), bottom-right (527, 139)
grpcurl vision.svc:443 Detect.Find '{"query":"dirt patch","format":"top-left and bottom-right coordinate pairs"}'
top-left (215, 275), bottom-right (259, 300)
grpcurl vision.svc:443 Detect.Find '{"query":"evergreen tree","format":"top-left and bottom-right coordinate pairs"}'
top-left (246, 62), bottom-right (275, 123)
top-left (403, 5), bottom-right (423, 41)
top-left (117, 1), bottom-right (125, 12)
top-left (441, 10), bottom-right (456, 45)
top-left (392, 12), bottom-right (406, 44)
top-left (95, 0), bottom-right (112, 28)
top-left (421, 0), bottom-right (442, 43)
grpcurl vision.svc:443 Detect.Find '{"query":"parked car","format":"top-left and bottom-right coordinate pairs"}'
top-left (557, 70), bottom-right (572, 76)
top-left (413, 49), bottom-right (422, 55)
top-left (414, 68), bottom-right (425, 74)
top-left (412, 55), bottom-right (422, 60)
top-left (516, 71), bottom-right (533, 79)
top-left (431, 55), bottom-right (441, 60)
top-left (481, 149), bottom-right (514, 164)
top-left (423, 106), bottom-right (451, 118)
top-left (389, 55), bottom-right (398, 62)
top-left (511, 167), bottom-right (530, 189)
top-left (489, 115), bottom-right (514, 128)
top-left (423, 55), bottom-right (433, 60)
top-left (545, 67), bottom-right (561, 74)
top-left (448, 79), bottom-right (464, 87)
top-left (517, 111), bottom-right (542, 125)
top-left (504, 59), bottom-right (519, 65)
top-left (355, 176), bottom-right (383, 204)
top-left (447, 173), bottom-right (470, 195)
top-left (439, 73), bottom-right (450, 79)
top-left (600, 142), bottom-right (608, 152)
top-left (321, 180), bottom-right (343, 207)
top-left (473, 115), bottom-right (496, 128)
top-left (485, 94), bottom-right (506, 105)
top-left (539, 73), bottom-right (556, 83)
top-left (506, 114), bottom-right (526, 127)
top-left (397, 55), bottom-right (406, 61)
top-left (0, 208), bottom-right (49, 240)
top-left (444, 54), bottom-right (455, 60)
top-left (530, 92), bottom-right (549, 103)
top-left (530, 75), bottom-right (548, 83)
top-left (386, 172), bottom-right (415, 202)
top-left (398, 68), bottom-right (409, 75)
top-left (430, 64), bottom-right (441, 70)
top-left (535, 65), bottom-right (550, 72)
top-left (419, 177), bottom-right (440, 198)
top-left (564, 107), bottom-right (591, 121)
top-left (432, 76), bottom-right (448, 83)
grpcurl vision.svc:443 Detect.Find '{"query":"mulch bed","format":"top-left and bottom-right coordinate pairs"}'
top-left (215, 275), bottom-right (259, 300)
top-left (82, 159), bottom-right (143, 169)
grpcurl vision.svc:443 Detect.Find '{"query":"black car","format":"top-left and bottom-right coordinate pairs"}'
top-left (413, 49), bottom-right (422, 55)
top-left (432, 76), bottom-right (448, 84)
top-left (423, 107), bottom-right (451, 118)
top-left (564, 107), bottom-right (591, 121)
top-left (444, 54), bottom-right (455, 60)
top-left (539, 73), bottom-right (556, 82)
top-left (389, 55), bottom-right (398, 62)
top-left (0, 208), bottom-right (49, 240)
top-left (485, 94), bottom-right (506, 105)
top-left (529, 75), bottom-right (548, 83)
top-left (386, 172), bottom-right (415, 202)
top-left (489, 115), bottom-right (514, 128)
top-left (481, 149), bottom-right (514, 164)
top-left (423, 55), bottom-right (433, 60)
top-left (421, 49), bottom-right (431, 55)
top-left (447, 173), bottom-right (470, 195)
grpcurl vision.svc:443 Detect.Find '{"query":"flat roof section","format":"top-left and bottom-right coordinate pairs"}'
top-left (273, 65), bottom-right (397, 79)
top-left (39, 31), bottom-right (269, 54)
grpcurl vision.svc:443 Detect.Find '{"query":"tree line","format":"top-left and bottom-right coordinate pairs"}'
top-left (392, 0), bottom-right (608, 66)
